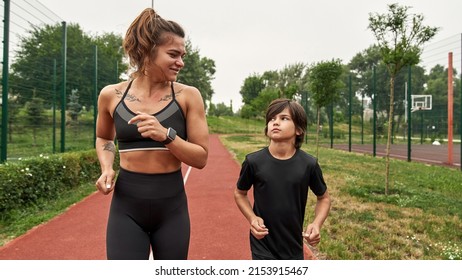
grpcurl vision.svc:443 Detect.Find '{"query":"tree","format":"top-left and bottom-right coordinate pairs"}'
top-left (276, 63), bottom-right (306, 99)
top-left (368, 3), bottom-right (438, 194)
top-left (68, 89), bottom-right (82, 122)
top-left (349, 45), bottom-right (389, 117)
top-left (25, 91), bottom-right (46, 145)
top-left (240, 74), bottom-right (265, 105)
top-left (239, 64), bottom-right (308, 119)
top-left (93, 32), bottom-right (128, 83)
top-left (7, 93), bottom-right (20, 142)
top-left (250, 87), bottom-right (279, 117)
top-left (9, 23), bottom-right (127, 109)
top-left (308, 59), bottom-right (344, 157)
top-left (178, 40), bottom-right (216, 107)
top-left (208, 102), bottom-right (234, 117)
top-left (424, 65), bottom-right (461, 139)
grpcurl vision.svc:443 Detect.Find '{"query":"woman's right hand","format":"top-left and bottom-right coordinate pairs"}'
top-left (95, 170), bottom-right (116, 195)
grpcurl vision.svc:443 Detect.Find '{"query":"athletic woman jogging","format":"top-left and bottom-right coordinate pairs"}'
top-left (95, 8), bottom-right (209, 260)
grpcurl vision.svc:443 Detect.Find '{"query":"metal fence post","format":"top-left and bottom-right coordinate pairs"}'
top-left (1, 0), bottom-right (10, 162)
top-left (93, 45), bottom-right (98, 148)
top-left (407, 65), bottom-right (412, 162)
top-left (60, 21), bottom-right (67, 153)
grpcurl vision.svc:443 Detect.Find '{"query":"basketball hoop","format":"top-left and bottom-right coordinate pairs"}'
top-left (411, 106), bottom-right (422, 113)
top-left (411, 95), bottom-right (432, 113)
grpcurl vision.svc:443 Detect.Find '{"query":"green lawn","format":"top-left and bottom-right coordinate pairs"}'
top-left (1, 115), bottom-right (461, 259)
top-left (220, 132), bottom-right (462, 260)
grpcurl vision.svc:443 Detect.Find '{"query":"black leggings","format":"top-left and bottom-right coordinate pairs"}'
top-left (106, 168), bottom-right (190, 260)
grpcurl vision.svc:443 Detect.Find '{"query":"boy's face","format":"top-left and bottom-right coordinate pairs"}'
top-left (266, 108), bottom-right (300, 141)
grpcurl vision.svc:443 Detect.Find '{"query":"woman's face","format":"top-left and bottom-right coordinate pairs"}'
top-left (150, 33), bottom-right (186, 81)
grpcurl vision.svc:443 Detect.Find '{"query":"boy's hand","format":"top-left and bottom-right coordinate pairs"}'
top-left (250, 217), bottom-right (269, 239)
top-left (303, 223), bottom-right (321, 246)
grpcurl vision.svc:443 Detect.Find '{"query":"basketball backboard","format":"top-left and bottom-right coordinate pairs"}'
top-left (411, 95), bottom-right (432, 112)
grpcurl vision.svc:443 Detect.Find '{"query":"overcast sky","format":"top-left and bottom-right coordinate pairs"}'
top-left (37, 0), bottom-right (462, 110)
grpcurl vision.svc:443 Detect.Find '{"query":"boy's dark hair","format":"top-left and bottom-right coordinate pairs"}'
top-left (264, 98), bottom-right (307, 149)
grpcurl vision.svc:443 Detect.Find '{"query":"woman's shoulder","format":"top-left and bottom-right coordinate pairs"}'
top-left (173, 82), bottom-right (205, 113)
top-left (173, 82), bottom-right (201, 97)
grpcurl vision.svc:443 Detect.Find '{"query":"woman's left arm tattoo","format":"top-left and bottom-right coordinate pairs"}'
top-left (102, 141), bottom-right (116, 155)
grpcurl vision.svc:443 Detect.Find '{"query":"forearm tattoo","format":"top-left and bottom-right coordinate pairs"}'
top-left (103, 141), bottom-right (116, 155)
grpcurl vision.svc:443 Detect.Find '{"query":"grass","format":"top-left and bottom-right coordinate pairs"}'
top-left (220, 131), bottom-right (462, 260)
top-left (1, 115), bottom-right (461, 259)
top-left (0, 183), bottom-right (96, 247)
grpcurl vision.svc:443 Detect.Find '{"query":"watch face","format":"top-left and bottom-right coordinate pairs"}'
top-left (168, 127), bottom-right (177, 140)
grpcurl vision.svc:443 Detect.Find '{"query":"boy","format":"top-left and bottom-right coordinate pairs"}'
top-left (234, 98), bottom-right (331, 260)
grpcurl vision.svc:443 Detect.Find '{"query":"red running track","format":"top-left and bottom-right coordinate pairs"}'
top-left (0, 135), bottom-right (314, 260)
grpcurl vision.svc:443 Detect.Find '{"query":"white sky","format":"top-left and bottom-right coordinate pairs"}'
top-left (37, 0), bottom-right (462, 110)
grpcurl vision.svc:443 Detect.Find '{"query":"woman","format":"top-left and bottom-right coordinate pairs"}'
top-left (95, 8), bottom-right (209, 260)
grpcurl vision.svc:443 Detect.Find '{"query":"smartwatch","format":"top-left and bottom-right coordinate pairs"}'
top-left (162, 127), bottom-right (177, 145)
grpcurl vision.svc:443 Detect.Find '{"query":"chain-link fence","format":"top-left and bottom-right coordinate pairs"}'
top-left (1, 1), bottom-right (461, 167)
top-left (312, 34), bottom-right (461, 167)
top-left (1, 0), bottom-right (123, 162)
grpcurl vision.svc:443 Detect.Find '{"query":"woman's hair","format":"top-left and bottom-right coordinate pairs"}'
top-left (123, 8), bottom-right (185, 77)
top-left (264, 98), bottom-right (307, 149)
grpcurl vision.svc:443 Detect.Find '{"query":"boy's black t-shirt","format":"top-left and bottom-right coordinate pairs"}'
top-left (237, 147), bottom-right (327, 260)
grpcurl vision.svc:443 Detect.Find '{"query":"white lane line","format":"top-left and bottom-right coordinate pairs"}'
top-left (183, 165), bottom-right (192, 185)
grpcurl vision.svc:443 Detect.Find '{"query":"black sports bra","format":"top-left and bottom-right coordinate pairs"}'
top-left (113, 80), bottom-right (187, 152)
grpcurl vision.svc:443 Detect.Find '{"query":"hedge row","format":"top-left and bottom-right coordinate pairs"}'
top-left (0, 150), bottom-right (103, 214)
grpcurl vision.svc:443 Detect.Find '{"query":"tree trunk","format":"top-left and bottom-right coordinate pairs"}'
top-left (385, 77), bottom-right (395, 195)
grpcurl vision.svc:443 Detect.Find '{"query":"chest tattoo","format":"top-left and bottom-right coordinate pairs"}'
top-left (115, 89), bottom-right (123, 98)
top-left (126, 93), bottom-right (141, 102)
top-left (159, 88), bottom-right (183, 102)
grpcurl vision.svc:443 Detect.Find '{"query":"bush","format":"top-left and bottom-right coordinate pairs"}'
top-left (0, 150), bottom-right (101, 214)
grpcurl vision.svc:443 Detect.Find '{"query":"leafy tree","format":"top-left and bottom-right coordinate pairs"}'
top-left (9, 23), bottom-right (127, 109)
top-left (239, 64), bottom-right (308, 118)
top-left (178, 40), bottom-right (216, 107)
top-left (208, 102), bottom-right (234, 117)
top-left (349, 46), bottom-right (390, 119)
top-left (261, 70), bottom-right (280, 88)
top-left (307, 59), bottom-right (344, 157)
top-left (250, 87), bottom-right (279, 117)
top-left (240, 74), bottom-right (265, 105)
top-left (7, 93), bottom-right (20, 142)
top-left (336, 65), bottom-right (364, 121)
top-left (240, 104), bottom-right (258, 119)
top-left (368, 3), bottom-right (438, 194)
top-left (276, 63), bottom-right (306, 99)
top-left (93, 33), bottom-right (127, 83)
top-left (424, 65), bottom-right (461, 138)
top-left (68, 89), bottom-right (82, 122)
top-left (25, 91), bottom-right (46, 145)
